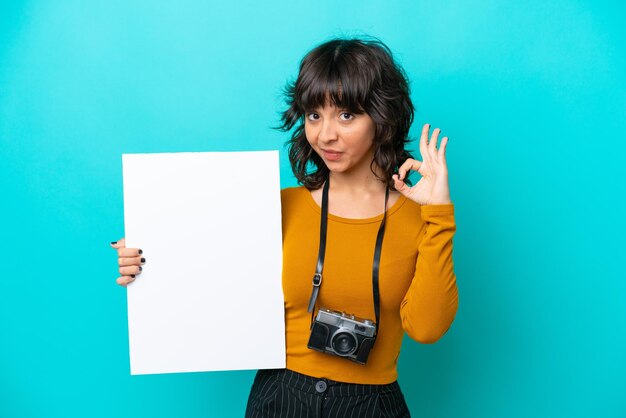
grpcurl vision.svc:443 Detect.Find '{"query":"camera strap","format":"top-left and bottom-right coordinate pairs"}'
top-left (307, 177), bottom-right (390, 344)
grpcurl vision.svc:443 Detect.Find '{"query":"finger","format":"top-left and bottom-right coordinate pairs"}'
top-left (116, 275), bottom-right (136, 287)
top-left (110, 238), bottom-right (126, 249)
top-left (398, 159), bottom-right (411, 180)
top-left (429, 128), bottom-right (441, 161)
top-left (419, 124), bottom-right (430, 163)
top-left (119, 265), bottom-right (142, 276)
top-left (438, 136), bottom-right (449, 161)
top-left (398, 158), bottom-right (422, 180)
top-left (118, 256), bottom-right (146, 267)
top-left (117, 247), bottom-right (143, 257)
top-left (392, 174), bottom-right (411, 195)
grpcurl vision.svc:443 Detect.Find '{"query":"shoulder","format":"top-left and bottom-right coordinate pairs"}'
top-left (392, 198), bottom-right (456, 241)
top-left (280, 185), bottom-right (307, 203)
top-left (392, 193), bottom-right (423, 221)
top-left (280, 185), bottom-right (312, 214)
top-left (280, 186), bottom-right (316, 230)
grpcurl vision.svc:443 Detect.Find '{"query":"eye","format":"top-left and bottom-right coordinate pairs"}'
top-left (306, 112), bottom-right (319, 121)
top-left (340, 112), bottom-right (355, 121)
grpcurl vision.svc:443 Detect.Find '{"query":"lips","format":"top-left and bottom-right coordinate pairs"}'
top-left (321, 149), bottom-right (343, 161)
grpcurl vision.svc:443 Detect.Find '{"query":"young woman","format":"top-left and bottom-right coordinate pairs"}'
top-left (111, 36), bottom-right (458, 417)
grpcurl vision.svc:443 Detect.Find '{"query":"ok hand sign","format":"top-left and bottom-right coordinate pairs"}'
top-left (392, 123), bottom-right (452, 206)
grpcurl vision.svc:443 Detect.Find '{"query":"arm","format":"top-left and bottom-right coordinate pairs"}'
top-left (400, 204), bottom-right (459, 344)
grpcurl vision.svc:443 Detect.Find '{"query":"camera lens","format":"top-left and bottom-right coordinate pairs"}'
top-left (331, 330), bottom-right (357, 356)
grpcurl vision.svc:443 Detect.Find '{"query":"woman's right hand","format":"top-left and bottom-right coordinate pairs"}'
top-left (110, 237), bottom-right (145, 287)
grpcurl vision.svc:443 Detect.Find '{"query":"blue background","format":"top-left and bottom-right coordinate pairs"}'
top-left (1, 1), bottom-right (624, 417)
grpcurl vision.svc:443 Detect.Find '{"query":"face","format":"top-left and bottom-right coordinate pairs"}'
top-left (304, 101), bottom-right (377, 176)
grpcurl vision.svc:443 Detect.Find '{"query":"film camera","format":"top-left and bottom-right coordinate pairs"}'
top-left (307, 307), bottom-right (377, 364)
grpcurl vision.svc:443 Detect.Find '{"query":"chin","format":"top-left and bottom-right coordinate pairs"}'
top-left (328, 165), bottom-right (358, 176)
top-left (324, 161), bottom-right (348, 172)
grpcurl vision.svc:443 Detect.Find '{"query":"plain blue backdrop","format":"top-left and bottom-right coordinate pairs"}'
top-left (1, 1), bottom-right (624, 417)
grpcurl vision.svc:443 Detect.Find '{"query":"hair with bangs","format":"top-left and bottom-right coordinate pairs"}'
top-left (275, 36), bottom-right (416, 190)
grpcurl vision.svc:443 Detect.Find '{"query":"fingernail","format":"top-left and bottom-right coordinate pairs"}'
top-left (138, 249), bottom-right (143, 254)
top-left (131, 275), bottom-right (136, 278)
top-left (141, 258), bottom-right (146, 263)
top-left (139, 266), bottom-right (143, 271)
top-left (111, 241), bottom-right (117, 245)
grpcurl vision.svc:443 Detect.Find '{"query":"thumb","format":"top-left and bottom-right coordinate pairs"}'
top-left (110, 237), bottom-right (126, 249)
top-left (392, 174), bottom-right (411, 196)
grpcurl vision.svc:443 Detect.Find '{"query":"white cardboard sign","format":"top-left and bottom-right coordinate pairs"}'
top-left (122, 150), bottom-right (285, 375)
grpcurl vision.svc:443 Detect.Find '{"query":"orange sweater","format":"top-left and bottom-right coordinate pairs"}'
top-left (280, 186), bottom-right (459, 384)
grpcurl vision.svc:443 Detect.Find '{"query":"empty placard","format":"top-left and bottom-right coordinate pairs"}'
top-left (122, 150), bottom-right (285, 375)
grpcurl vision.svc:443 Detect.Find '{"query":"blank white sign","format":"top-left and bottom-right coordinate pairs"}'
top-left (122, 151), bottom-right (285, 375)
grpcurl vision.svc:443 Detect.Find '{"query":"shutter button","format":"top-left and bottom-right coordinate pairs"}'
top-left (315, 380), bottom-right (328, 393)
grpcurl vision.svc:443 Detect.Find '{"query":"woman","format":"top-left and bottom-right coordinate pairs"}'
top-left (111, 36), bottom-right (458, 417)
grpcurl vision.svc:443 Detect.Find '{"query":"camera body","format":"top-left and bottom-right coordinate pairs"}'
top-left (307, 307), bottom-right (377, 364)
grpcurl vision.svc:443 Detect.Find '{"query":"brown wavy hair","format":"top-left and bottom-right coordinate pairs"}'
top-left (274, 36), bottom-right (416, 190)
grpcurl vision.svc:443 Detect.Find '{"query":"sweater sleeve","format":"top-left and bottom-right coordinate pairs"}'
top-left (400, 203), bottom-right (459, 344)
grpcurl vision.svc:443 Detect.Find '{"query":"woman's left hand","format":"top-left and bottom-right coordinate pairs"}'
top-left (392, 123), bottom-right (452, 205)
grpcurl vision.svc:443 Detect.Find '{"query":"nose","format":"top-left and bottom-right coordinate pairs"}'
top-left (318, 118), bottom-right (338, 144)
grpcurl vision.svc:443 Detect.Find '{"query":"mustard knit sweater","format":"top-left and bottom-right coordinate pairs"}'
top-left (280, 186), bottom-right (459, 384)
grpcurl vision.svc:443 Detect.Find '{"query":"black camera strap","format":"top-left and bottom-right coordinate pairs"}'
top-left (372, 185), bottom-right (389, 340)
top-left (307, 177), bottom-right (390, 344)
top-left (306, 178), bottom-right (330, 315)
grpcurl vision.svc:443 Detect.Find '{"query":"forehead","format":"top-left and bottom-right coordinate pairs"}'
top-left (298, 63), bottom-right (366, 112)
top-left (310, 93), bottom-right (343, 110)
top-left (303, 87), bottom-right (363, 113)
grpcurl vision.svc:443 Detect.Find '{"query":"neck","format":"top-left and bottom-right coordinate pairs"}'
top-left (327, 164), bottom-right (387, 194)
